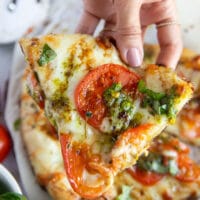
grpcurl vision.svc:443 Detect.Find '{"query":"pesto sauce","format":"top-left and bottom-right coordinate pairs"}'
top-left (138, 80), bottom-right (177, 121)
top-left (103, 83), bottom-right (139, 133)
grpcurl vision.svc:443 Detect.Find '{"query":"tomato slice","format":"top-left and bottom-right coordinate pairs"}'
top-left (75, 64), bottom-right (140, 128)
top-left (0, 125), bottom-right (12, 162)
top-left (127, 166), bottom-right (164, 186)
top-left (176, 153), bottom-right (200, 182)
top-left (60, 134), bottom-right (113, 199)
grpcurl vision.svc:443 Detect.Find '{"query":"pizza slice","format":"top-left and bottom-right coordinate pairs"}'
top-left (20, 34), bottom-right (192, 198)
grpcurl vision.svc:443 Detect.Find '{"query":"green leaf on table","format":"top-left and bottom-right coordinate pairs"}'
top-left (0, 192), bottom-right (27, 200)
top-left (13, 118), bottom-right (21, 131)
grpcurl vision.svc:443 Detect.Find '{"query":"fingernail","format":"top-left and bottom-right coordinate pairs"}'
top-left (127, 48), bottom-right (142, 67)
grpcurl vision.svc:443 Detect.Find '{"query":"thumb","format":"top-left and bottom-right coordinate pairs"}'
top-left (114, 0), bottom-right (143, 67)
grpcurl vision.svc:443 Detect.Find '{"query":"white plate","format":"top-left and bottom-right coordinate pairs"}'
top-left (0, 164), bottom-right (22, 194)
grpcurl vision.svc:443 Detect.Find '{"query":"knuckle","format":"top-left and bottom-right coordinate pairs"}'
top-left (117, 26), bottom-right (142, 36)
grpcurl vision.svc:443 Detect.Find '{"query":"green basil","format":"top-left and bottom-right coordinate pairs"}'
top-left (38, 44), bottom-right (57, 66)
top-left (138, 80), bottom-right (177, 120)
top-left (103, 83), bottom-right (137, 132)
top-left (168, 159), bottom-right (179, 176)
top-left (13, 118), bottom-right (21, 131)
top-left (138, 80), bottom-right (165, 100)
top-left (137, 152), bottom-right (168, 174)
top-left (116, 185), bottom-right (132, 200)
top-left (137, 152), bottom-right (179, 176)
top-left (0, 192), bottom-right (27, 200)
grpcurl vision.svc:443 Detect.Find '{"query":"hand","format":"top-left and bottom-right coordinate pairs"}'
top-left (76, 0), bottom-right (182, 69)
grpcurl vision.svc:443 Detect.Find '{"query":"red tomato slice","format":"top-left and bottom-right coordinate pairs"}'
top-left (0, 125), bottom-right (12, 162)
top-left (127, 166), bottom-right (164, 186)
top-left (75, 64), bottom-right (140, 128)
top-left (176, 153), bottom-right (200, 182)
top-left (60, 134), bottom-right (113, 199)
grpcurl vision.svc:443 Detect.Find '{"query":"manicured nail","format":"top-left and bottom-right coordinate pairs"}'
top-left (127, 48), bottom-right (142, 67)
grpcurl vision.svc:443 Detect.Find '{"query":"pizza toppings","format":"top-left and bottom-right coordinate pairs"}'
top-left (75, 64), bottom-right (140, 129)
top-left (76, 64), bottom-right (179, 133)
top-left (136, 152), bottom-right (179, 176)
top-left (103, 83), bottom-right (139, 133)
top-left (138, 80), bottom-right (177, 121)
top-left (127, 166), bottom-right (164, 186)
top-left (60, 134), bottom-right (114, 199)
top-left (38, 44), bottom-right (57, 66)
top-left (128, 134), bottom-right (200, 185)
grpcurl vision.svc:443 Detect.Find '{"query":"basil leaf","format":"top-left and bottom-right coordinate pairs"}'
top-left (137, 152), bottom-right (168, 174)
top-left (38, 44), bottom-right (57, 66)
top-left (138, 80), bottom-right (177, 119)
top-left (0, 192), bottom-right (27, 200)
top-left (168, 159), bottom-right (179, 175)
top-left (138, 80), bottom-right (165, 100)
top-left (13, 118), bottom-right (21, 131)
top-left (116, 185), bottom-right (132, 200)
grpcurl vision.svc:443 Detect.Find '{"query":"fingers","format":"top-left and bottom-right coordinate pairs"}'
top-left (75, 10), bottom-right (99, 35)
top-left (156, 21), bottom-right (182, 69)
top-left (114, 0), bottom-right (143, 67)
